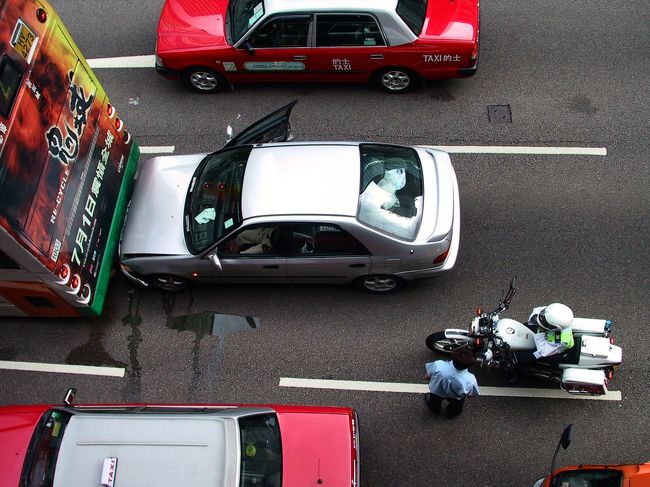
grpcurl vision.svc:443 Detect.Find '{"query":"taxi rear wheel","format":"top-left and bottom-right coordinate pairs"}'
top-left (183, 67), bottom-right (227, 93)
top-left (374, 68), bottom-right (418, 93)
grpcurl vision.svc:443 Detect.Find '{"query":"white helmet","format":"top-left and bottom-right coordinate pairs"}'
top-left (537, 303), bottom-right (574, 331)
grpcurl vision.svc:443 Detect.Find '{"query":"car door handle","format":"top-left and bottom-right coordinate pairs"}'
top-left (348, 263), bottom-right (367, 268)
top-left (263, 265), bottom-right (280, 269)
top-left (370, 54), bottom-right (384, 60)
top-left (293, 55), bottom-right (307, 61)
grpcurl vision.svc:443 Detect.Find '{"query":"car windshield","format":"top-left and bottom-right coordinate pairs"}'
top-left (396, 0), bottom-right (428, 36)
top-left (186, 147), bottom-right (252, 253)
top-left (21, 409), bottom-right (72, 487)
top-left (228, 0), bottom-right (266, 43)
top-left (358, 144), bottom-right (423, 240)
top-left (550, 469), bottom-right (623, 487)
top-left (238, 413), bottom-right (282, 487)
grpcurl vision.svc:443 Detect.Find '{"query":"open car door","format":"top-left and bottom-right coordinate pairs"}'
top-left (223, 99), bottom-right (297, 149)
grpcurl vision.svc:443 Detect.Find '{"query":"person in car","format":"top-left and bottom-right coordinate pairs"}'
top-left (224, 227), bottom-right (277, 254)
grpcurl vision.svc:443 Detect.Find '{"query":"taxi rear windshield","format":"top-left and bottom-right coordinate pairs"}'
top-left (396, 0), bottom-right (428, 36)
top-left (358, 144), bottom-right (423, 240)
top-left (239, 413), bottom-right (282, 487)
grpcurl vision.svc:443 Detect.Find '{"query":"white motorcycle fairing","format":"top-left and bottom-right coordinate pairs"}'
top-left (494, 318), bottom-right (536, 351)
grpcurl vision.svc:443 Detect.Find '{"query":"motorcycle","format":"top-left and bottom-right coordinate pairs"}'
top-left (425, 277), bottom-right (623, 395)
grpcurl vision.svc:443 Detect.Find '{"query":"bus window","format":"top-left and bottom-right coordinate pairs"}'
top-left (0, 55), bottom-right (23, 117)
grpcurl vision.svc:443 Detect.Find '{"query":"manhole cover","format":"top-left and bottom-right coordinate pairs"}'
top-left (488, 105), bottom-right (512, 123)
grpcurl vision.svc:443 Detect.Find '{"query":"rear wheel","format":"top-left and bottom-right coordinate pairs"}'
top-left (374, 67), bottom-right (418, 93)
top-left (425, 331), bottom-right (468, 354)
top-left (147, 275), bottom-right (188, 292)
top-left (183, 67), bottom-right (227, 93)
top-left (356, 275), bottom-right (402, 293)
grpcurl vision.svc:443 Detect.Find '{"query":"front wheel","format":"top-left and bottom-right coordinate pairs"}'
top-left (183, 67), bottom-right (227, 93)
top-left (425, 331), bottom-right (469, 354)
top-left (373, 67), bottom-right (419, 93)
top-left (355, 275), bottom-right (402, 293)
top-left (147, 274), bottom-right (189, 292)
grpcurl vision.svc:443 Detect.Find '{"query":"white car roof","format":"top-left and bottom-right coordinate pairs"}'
top-left (264, 0), bottom-right (399, 15)
top-left (242, 143), bottom-right (361, 220)
top-left (53, 413), bottom-right (237, 487)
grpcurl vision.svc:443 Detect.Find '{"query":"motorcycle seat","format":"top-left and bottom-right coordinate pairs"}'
top-left (540, 339), bottom-right (582, 366)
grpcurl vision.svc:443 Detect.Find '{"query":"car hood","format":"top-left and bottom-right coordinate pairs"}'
top-left (120, 154), bottom-right (205, 256)
top-left (157, 0), bottom-right (229, 51)
top-left (278, 411), bottom-right (354, 486)
top-left (0, 406), bottom-right (48, 487)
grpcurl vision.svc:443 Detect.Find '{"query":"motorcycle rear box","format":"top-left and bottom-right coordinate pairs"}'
top-left (561, 368), bottom-right (607, 395)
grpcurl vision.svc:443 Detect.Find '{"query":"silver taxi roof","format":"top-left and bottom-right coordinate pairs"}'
top-left (242, 143), bottom-right (361, 220)
top-left (53, 413), bottom-right (238, 487)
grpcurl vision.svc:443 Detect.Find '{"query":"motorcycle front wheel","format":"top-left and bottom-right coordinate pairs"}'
top-left (425, 331), bottom-right (470, 354)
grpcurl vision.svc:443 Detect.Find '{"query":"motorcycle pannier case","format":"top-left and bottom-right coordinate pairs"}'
top-left (561, 368), bottom-right (607, 395)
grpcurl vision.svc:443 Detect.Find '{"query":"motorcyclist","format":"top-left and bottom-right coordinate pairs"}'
top-left (527, 303), bottom-right (575, 358)
top-left (509, 303), bottom-right (574, 382)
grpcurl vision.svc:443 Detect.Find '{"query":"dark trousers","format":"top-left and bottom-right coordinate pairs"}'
top-left (425, 393), bottom-right (466, 419)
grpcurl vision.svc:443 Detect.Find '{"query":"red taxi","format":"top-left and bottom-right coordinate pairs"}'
top-left (155, 0), bottom-right (480, 93)
top-left (0, 389), bottom-right (360, 487)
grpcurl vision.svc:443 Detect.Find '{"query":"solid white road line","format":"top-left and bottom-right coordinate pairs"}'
top-left (0, 360), bottom-right (125, 377)
top-left (279, 377), bottom-right (622, 401)
top-left (139, 145), bottom-right (176, 154)
top-left (423, 145), bottom-right (607, 156)
top-left (87, 55), bottom-right (155, 69)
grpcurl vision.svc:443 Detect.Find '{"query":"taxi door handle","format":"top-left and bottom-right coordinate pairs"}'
top-left (263, 265), bottom-right (280, 269)
top-left (348, 263), bottom-right (367, 268)
top-left (293, 55), bottom-right (307, 61)
top-left (370, 54), bottom-right (384, 60)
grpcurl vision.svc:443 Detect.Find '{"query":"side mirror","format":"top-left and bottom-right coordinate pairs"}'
top-left (560, 424), bottom-right (573, 450)
top-left (243, 40), bottom-right (255, 55)
top-left (550, 424), bottom-right (573, 477)
top-left (209, 253), bottom-right (223, 271)
top-left (63, 387), bottom-right (76, 406)
top-left (226, 125), bottom-right (234, 142)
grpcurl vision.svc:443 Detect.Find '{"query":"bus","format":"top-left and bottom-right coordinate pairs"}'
top-left (0, 0), bottom-right (139, 317)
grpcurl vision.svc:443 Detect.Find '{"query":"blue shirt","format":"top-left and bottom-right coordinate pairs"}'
top-left (426, 360), bottom-right (480, 399)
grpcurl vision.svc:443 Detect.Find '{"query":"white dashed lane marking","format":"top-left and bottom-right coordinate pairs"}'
top-left (0, 361), bottom-right (125, 377)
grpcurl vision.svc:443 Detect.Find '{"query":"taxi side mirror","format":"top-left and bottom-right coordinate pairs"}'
top-left (243, 40), bottom-right (255, 55)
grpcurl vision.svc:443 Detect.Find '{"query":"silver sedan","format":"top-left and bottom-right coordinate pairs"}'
top-left (119, 101), bottom-right (460, 293)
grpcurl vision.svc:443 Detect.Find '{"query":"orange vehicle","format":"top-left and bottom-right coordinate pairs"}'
top-left (533, 425), bottom-right (650, 487)
top-left (0, 0), bottom-right (139, 317)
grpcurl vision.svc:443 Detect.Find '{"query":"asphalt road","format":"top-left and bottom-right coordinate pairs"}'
top-left (1, 1), bottom-right (649, 486)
